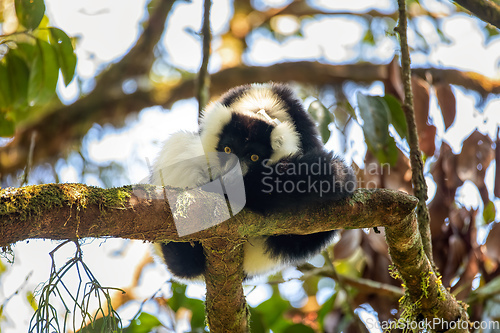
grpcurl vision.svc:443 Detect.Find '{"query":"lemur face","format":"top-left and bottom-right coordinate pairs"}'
top-left (216, 114), bottom-right (274, 174)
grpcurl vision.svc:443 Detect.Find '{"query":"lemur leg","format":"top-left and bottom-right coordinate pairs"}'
top-left (158, 241), bottom-right (205, 279)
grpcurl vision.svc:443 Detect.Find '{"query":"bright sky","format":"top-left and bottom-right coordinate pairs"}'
top-left (2, 0), bottom-right (500, 331)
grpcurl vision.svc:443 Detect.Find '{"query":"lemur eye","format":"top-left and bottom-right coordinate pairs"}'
top-left (251, 154), bottom-right (259, 162)
top-left (224, 147), bottom-right (231, 154)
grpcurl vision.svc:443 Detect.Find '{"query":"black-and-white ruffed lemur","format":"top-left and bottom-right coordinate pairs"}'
top-left (151, 83), bottom-right (356, 281)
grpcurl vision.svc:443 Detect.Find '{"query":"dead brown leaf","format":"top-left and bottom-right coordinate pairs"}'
top-left (434, 83), bottom-right (456, 130)
top-left (412, 75), bottom-right (436, 156)
top-left (494, 128), bottom-right (500, 198)
top-left (384, 57), bottom-right (404, 101)
top-left (457, 130), bottom-right (494, 187)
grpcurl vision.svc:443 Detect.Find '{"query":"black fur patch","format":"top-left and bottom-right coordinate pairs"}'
top-left (217, 114), bottom-right (274, 165)
top-left (219, 85), bottom-right (252, 107)
top-left (243, 147), bottom-right (356, 214)
top-left (157, 83), bottom-right (356, 281)
top-left (270, 83), bottom-right (323, 151)
top-left (159, 242), bottom-right (205, 279)
top-left (265, 231), bottom-right (336, 261)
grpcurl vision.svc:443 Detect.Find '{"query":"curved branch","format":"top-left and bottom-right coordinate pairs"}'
top-left (453, 0), bottom-right (500, 29)
top-left (298, 262), bottom-right (404, 299)
top-left (412, 67), bottom-right (500, 97)
top-left (93, 0), bottom-right (177, 91)
top-left (396, 0), bottom-right (433, 266)
top-left (2, 62), bottom-right (499, 180)
top-left (0, 184), bottom-right (468, 331)
top-left (0, 185), bottom-right (415, 245)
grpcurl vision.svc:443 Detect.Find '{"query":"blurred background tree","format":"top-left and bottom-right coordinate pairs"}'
top-left (1, 0), bottom-right (500, 331)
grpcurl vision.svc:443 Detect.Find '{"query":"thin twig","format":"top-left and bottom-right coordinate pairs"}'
top-left (395, 0), bottom-right (434, 265)
top-left (21, 131), bottom-right (37, 186)
top-left (196, 0), bottom-right (212, 119)
top-left (323, 252), bottom-right (368, 333)
top-left (296, 263), bottom-right (404, 299)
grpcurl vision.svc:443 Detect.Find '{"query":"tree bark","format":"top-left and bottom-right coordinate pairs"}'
top-left (0, 185), bottom-right (415, 245)
top-left (0, 184), bottom-right (469, 331)
top-left (396, 0), bottom-right (434, 267)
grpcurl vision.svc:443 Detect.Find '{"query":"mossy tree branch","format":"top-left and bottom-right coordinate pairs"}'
top-left (0, 184), bottom-right (470, 332)
top-left (0, 184), bottom-right (415, 245)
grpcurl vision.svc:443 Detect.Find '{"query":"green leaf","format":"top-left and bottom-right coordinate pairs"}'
top-left (124, 312), bottom-right (163, 333)
top-left (15, 0), bottom-right (46, 30)
top-left (255, 290), bottom-right (290, 328)
top-left (357, 93), bottom-right (398, 165)
top-left (11, 42), bottom-right (36, 64)
top-left (185, 298), bottom-right (206, 329)
top-left (0, 112), bottom-right (15, 137)
top-left (485, 24), bottom-right (500, 44)
top-left (27, 38), bottom-right (59, 105)
top-left (5, 52), bottom-right (30, 108)
top-left (0, 63), bottom-right (12, 108)
top-left (283, 323), bottom-right (316, 333)
top-left (167, 282), bottom-right (187, 312)
top-left (308, 100), bottom-right (332, 144)
top-left (49, 27), bottom-right (76, 86)
top-left (373, 136), bottom-right (398, 165)
top-left (340, 100), bottom-right (357, 120)
top-left (483, 201), bottom-right (496, 224)
top-left (383, 94), bottom-right (407, 139)
top-left (78, 316), bottom-right (121, 333)
top-left (362, 29), bottom-right (375, 45)
top-left (468, 275), bottom-right (500, 302)
top-left (165, 282), bottom-right (206, 330)
top-left (357, 93), bottom-right (390, 145)
top-left (249, 307), bottom-right (267, 333)
top-left (318, 293), bottom-right (337, 330)
top-left (34, 15), bottom-right (50, 41)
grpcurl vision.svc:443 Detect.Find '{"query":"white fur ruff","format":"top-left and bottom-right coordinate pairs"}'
top-left (151, 131), bottom-right (210, 188)
top-left (200, 102), bottom-right (232, 152)
top-left (269, 122), bottom-right (301, 163)
top-left (200, 84), bottom-right (301, 158)
top-left (230, 83), bottom-right (292, 122)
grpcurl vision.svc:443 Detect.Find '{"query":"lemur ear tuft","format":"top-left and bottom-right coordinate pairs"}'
top-left (200, 102), bottom-right (232, 152)
top-left (269, 122), bottom-right (301, 163)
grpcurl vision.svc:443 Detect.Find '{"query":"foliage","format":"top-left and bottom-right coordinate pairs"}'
top-left (0, 0), bottom-right (76, 137)
top-left (356, 93), bottom-right (399, 166)
top-left (29, 240), bottom-right (123, 333)
top-left (1, 0), bottom-right (500, 331)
